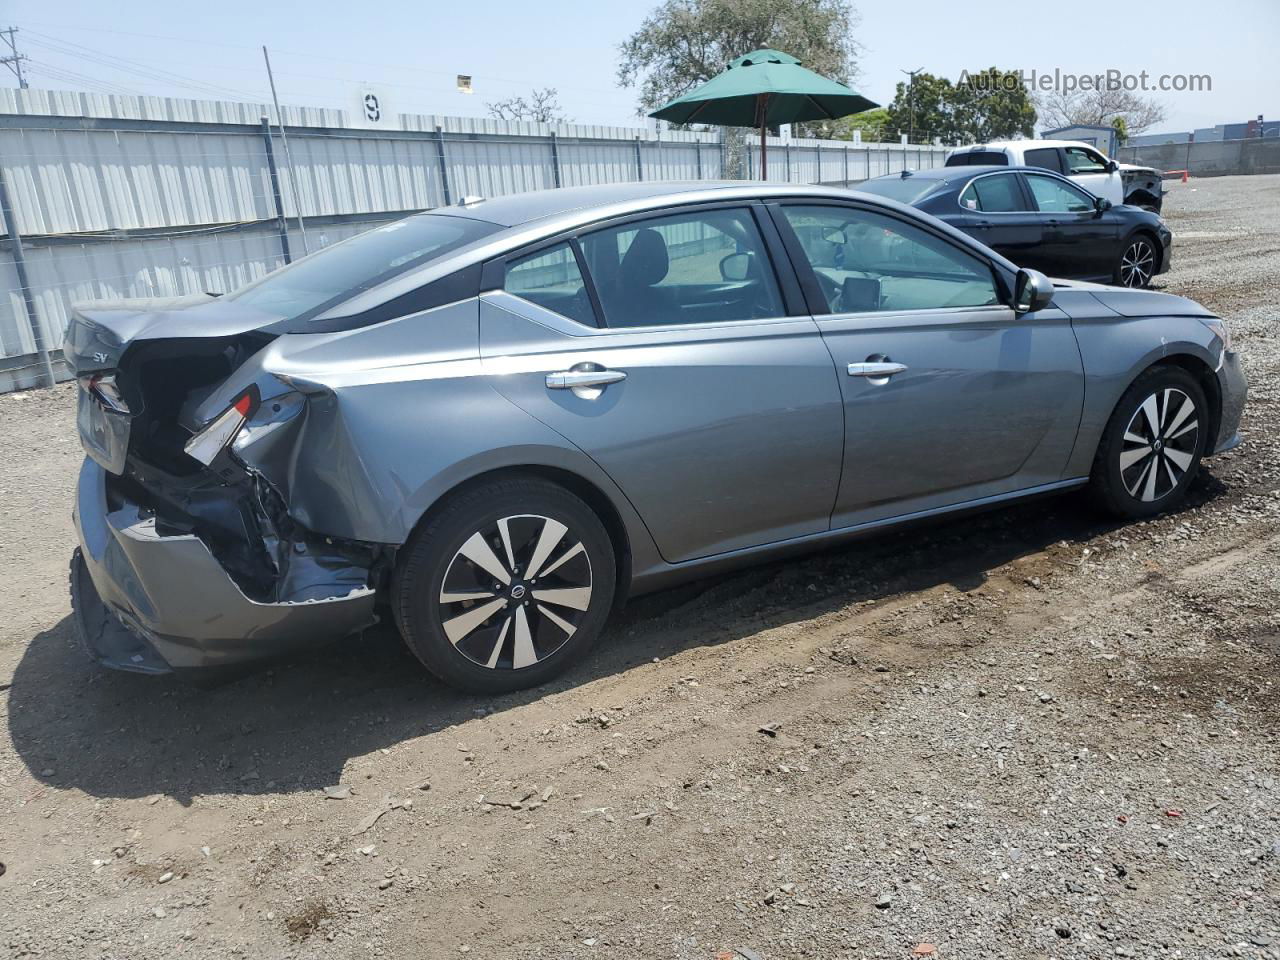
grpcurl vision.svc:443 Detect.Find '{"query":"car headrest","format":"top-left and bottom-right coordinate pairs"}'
top-left (620, 228), bottom-right (669, 287)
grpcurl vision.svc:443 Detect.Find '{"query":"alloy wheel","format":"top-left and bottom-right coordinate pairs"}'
top-left (437, 514), bottom-right (592, 670)
top-left (1120, 238), bottom-right (1156, 287)
top-left (1119, 388), bottom-right (1200, 502)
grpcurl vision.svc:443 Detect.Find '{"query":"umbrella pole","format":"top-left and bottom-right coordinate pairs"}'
top-left (758, 93), bottom-right (768, 181)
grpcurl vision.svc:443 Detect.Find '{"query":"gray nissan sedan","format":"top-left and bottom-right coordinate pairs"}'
top-left (65, 181), bottom-right (1246, 692)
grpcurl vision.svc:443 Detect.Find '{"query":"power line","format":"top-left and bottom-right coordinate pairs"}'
top-left (22, 30), bottom-right (265, 102)
top-left (12, 21), bottom-right (638, 117)
top-left (1, 26), bottom-right (29, 88)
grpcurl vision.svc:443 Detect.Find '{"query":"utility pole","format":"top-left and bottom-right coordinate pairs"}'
top-left (901, 67), bottom-right (923, 144)
top-left (262, 46), bottom-right (309, 255)
top-left (1, 27), bottom-right (29, 89)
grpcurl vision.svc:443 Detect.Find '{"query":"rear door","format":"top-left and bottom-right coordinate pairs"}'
top-left (949, 171), bottom-right (1045, 269)
top-left (1022, 172), bottom-right (1119, 280)
top-left (769, 200), bottom-right (1084, 529)
top-left (479, 204), bottom-right (845, 564)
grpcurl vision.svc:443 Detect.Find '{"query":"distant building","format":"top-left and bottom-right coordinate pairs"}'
top-left (1041, 123), bottom-right (1119, 155)
top-left (1129, 115), bottom-right (1277, 147)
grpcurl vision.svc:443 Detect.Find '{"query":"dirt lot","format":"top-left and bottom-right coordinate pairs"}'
top-left (2, 174), bottom-right (1278, 960)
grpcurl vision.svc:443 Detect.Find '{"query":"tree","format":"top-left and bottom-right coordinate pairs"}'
top-left (617, 0), bottom-right (861, 119)
top-left (949, 67), bottom-right (1036, 141)
top-left (819, 107), bottom-right (890, 142)
top-left (1111, 114), bottom-right (1129, 147)
top-left (882, 68), bottom-right (1035, 143)
top-left (486, 87), bottom-right (568, 123)
top-left (885, 72), bottom-right (955, 141)
top-left (1036, 86), bottom-right (1165, 136)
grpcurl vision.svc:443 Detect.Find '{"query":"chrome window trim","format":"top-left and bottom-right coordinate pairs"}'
top-left (481, 289), bottom-right (809, 340)
top-left (814, 303), bottom-right (1016, 326)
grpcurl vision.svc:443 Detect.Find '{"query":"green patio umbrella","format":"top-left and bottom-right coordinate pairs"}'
top-left (648, 49), bottom-right (877, 180)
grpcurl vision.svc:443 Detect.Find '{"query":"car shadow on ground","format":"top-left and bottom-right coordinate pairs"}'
top-left (7, 475), bottom-right (1228, 805)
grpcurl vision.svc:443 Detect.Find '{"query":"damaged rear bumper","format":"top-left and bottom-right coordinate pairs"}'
top-left (72, 457), bottom-right (377, 676)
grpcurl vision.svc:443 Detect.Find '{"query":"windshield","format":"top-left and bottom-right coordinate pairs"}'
top-left (226, 214), bottom-right (499, 319)
top-left (856, 177), bottom-right (945, 205)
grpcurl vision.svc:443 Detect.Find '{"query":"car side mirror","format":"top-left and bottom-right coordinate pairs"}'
top-left (1094, 196), bottom-right (1112, 213)
top-left (822, 228), bottom-right (848, 245)
top-left (1107, 159), bottom-right (1119, 173)
top-left (719, 252), bottom-right (751, 282)
top-left (1013, 268), bottom-right (1054, 314)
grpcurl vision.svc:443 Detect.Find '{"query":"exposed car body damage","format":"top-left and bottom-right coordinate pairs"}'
top-left (1118, 163), bottom-right (1166, 213)
top-left (62, 182), bottom-right (1246, 682)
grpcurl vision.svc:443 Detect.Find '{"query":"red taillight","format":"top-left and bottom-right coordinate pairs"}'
top-left (183, 389), bottom-right (256, 466)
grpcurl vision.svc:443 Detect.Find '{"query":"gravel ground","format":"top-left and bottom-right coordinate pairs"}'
top-left (1, 174), bottom-right (1278, 960)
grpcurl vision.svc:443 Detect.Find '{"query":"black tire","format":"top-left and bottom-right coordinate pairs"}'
top-left (392, 477), bottom-right (616, 694)
top-left (1090, 365), bottom-right (1208, 519)
top-left (1114, 231), bottom-right (1160, 288)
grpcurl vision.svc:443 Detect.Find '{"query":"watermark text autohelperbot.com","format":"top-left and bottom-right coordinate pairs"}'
top-left (960, 69), bottom-right (1212, 95)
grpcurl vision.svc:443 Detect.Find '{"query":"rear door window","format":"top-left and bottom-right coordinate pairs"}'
top-left (1023, 148), bottom-right (1064, 173)
top-left (579, 207), bottom-right (784, 328)
top-left (958, 173), bottom-right (1027, 212)
top-left (504, 242), bottom-right (596, 326)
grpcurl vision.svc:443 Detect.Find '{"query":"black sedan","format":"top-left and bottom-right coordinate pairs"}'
top-left (856, 165), bottom-right (1171, 288)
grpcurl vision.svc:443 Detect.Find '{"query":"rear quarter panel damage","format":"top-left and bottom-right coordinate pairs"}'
top-left (224, 300), bottom-right (658, 574)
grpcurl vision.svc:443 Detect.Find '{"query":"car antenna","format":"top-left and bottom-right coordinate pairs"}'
top-left (900, 169), bottom-right (913, 178)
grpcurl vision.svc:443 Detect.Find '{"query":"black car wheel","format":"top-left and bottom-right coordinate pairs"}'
top-left (1115, 233), bottom-right (1159, 288)
top-left (1090, 365), bottom-right (1207, 519)
top-left (393, 477), bottom-right (616, 694)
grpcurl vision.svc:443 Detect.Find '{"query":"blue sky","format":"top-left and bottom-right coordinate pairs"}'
top-left (5, 0), bottom-right (1276, 133)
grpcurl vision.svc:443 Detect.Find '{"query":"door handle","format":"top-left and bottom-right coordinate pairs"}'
top-left (847, 361), bottom-right (907, 378)
top-left (546, 369), bottom-right (627, 390)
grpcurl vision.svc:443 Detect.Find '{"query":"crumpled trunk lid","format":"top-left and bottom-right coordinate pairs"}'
top-left (65, 296), bottom-right (285, 475)
top-left (66, 295), bottom-right (384, 607)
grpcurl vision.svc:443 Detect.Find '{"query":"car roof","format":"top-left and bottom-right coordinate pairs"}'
top-left (431, 181), bottom-right (779, 227)
top-left (872, 164), bottom-right (1011, 182)
top-left (949, 139), bottom-right (1098, 153)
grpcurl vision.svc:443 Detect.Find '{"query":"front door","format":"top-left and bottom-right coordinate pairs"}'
top-left (1022, 172), bottom-right (1119, 280)
top-left (769, 201), bottom-right (1085, 529)
top-left (1061, 144), bottom-right (1124, 205)
top-left (480, 206), bottom-right (845, 564)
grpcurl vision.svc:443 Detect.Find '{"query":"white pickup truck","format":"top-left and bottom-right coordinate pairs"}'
top-left (945, 139), bottom-right (1164, 212)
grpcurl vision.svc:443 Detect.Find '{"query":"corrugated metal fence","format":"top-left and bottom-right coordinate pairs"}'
top-left (1117, 137), bottom-right (1280, 179)
top-left (0, 87), bottom-right (949, 391)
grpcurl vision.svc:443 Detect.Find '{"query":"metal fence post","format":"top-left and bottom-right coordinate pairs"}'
top-left (865, 147), bottom-right (870, 180)
top-left (815, 145), bottom-right (821, 184)
top-left (695, 139), bottom-right (703, 180)
top-left (549, 130), bottom-right (562, 188)
top-left (0, 164), bottom-right (55, 388)
top-left (260, 117), bottom-right (292, 264)
top-left (784, 141), bottom-right (792, 182)
top-left (634, 136), bottom-right (644, 181)
top-left (843, 144), bottom-right (849, 185)
top-left (434, 125), bottom-right (452, 206)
